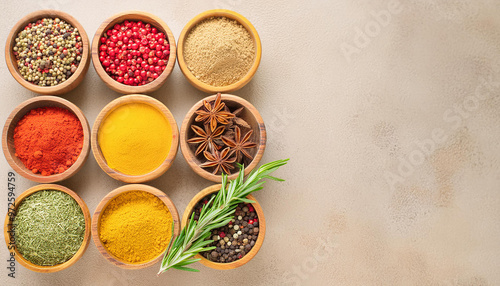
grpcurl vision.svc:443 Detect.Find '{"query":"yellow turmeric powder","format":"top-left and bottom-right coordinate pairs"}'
top-left (99, 191), bottom-right (173, 264)
top-left (98, 102), bottom-right (172, 176)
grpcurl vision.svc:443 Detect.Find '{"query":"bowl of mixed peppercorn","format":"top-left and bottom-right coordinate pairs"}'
top-left (181, 184), bottom-right (266, 270)
top-left (91, 11), bottom-right (176, 94)
top-left (5, 10), bottom-right (90, 95)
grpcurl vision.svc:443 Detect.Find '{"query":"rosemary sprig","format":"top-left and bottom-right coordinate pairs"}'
top-left (158, 159), bottom-right (289, 275)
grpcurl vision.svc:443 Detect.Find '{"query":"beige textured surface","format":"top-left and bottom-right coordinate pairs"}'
top-left (1, 0), bottom-right (500, 285)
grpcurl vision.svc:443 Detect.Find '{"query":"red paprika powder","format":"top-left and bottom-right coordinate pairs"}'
top-left (13, 107), bottom-right (84, 176)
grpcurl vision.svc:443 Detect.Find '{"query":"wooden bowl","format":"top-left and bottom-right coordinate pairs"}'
top-left (177, 9), bottom-right (262, 94)
top-left (91, 94), bottom-right (179, 183)
top-left (91, 184), bottom-right (180, 269)
top-left (2, 96), bottom-right (90, 183)
top-left (181, 184), bottom-right (265, 270)
top-left (4, 184), bottom-right (91, 273)
top-left (180, 94), bottom-right (266, 182)
top-left (91, 11), bottom-right (176, 94)
top-left (5, 10), bottom-right (90, 95)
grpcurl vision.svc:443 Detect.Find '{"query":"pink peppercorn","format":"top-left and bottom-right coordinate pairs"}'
top-left (99, 20), bottom-right (169, 86)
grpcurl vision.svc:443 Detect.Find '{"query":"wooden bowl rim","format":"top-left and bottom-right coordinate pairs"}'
top-left (91, 10), bottom-right (176, 94)
top-left (91, 184), bottom-right (180, 269)
top-left (3, 184), bottom-right (91, 273)
top-left (1, 96), bottom-right (91, 183)
top-left (91, 94), bottom-right (179, 183)
top-left (177, 9), bottom-right (262, 93)
top-left (5, 10), bottom-right (91, 95)
top-left (180, 94), bottom-right (266, 182)
top-left (181, 184), bottom-right (266, 270)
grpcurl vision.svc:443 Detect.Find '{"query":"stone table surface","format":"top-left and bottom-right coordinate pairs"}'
top-left (1, 0), bottom-right (500, 285)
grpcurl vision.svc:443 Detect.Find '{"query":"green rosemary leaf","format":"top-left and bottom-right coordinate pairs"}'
top-left (263, 175), bottom-right (285, 181)
top-left (238, 182), bottom-right (265, 198)
top-left (161, 222), bottom-right (176, 268)
top-left (190, 246), bottom-right (216, 254)
top-left (171, 265), bottom-right (200, 272)
top-left (175, 258), bottom-right (201, 267)
top-left (191, 238), bottom-right (214, 250)
top-left (158, 159), bottom-right (288, 276)
top-left (172, 224), bottom-right (187, 249)
top-left (199, 219), bottom-right (231, 237)
top-left (237, 198), bottom-right (256, 204)
top-left (199, 196), bottom-right (215, 218)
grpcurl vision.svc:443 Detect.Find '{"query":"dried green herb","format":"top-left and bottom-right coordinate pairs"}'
top-left (14, 190), bottom-right (85, 266)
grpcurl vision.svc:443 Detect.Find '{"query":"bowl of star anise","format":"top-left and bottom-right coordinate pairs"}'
top-left (180, 93), bottom-right (266, 182)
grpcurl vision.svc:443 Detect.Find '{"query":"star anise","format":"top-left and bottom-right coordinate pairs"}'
top-left (200, 147), bottom-right (236, 175)
top-left (232, 106), bottom-right (244, 116)
top-left (195, 93), bottom-right (235, 131)
top-left (187, 124), bottom-right (225, 156)
top-left (221, 126), bottom-right (257, 161)
top-left (226, 106), bottom-right (250, 129)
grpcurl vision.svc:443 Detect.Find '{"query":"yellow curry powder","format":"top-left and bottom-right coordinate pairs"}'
top-left (98, 103), bottom-right (172, 176)
top-left (99, 191), bottom-right (173, 264)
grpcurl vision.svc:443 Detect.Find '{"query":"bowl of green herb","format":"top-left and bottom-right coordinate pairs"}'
top-left (4, 184), bottom-right (91, 273)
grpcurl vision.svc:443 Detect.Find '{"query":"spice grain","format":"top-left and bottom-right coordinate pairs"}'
top-left (99, 191), bottom-right (173, 264)
top-left (184, 17), bottom-right (255, 87)
top-left (13, 18), bottom-right (83, 86)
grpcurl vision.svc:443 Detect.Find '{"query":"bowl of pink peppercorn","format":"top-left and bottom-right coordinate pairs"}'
top-left (91, 11), bottom-right (176, 94)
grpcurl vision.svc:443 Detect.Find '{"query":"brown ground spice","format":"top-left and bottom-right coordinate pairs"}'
top-left (184, 16), bottom-right (255, 87)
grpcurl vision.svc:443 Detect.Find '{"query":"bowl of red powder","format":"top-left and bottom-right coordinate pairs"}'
top-left (2, 96), bottom-right (90, 183)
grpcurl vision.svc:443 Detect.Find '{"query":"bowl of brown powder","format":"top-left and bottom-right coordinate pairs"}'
top-left (177, 9), bottom-right (262, 93)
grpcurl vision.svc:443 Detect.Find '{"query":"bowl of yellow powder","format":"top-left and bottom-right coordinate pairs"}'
top-left (177, 9), bottom-right (262, 93)
top-left (91, 94), bottom-right (179, 183)
top-left (91, 184), bottom-right (180, 269)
